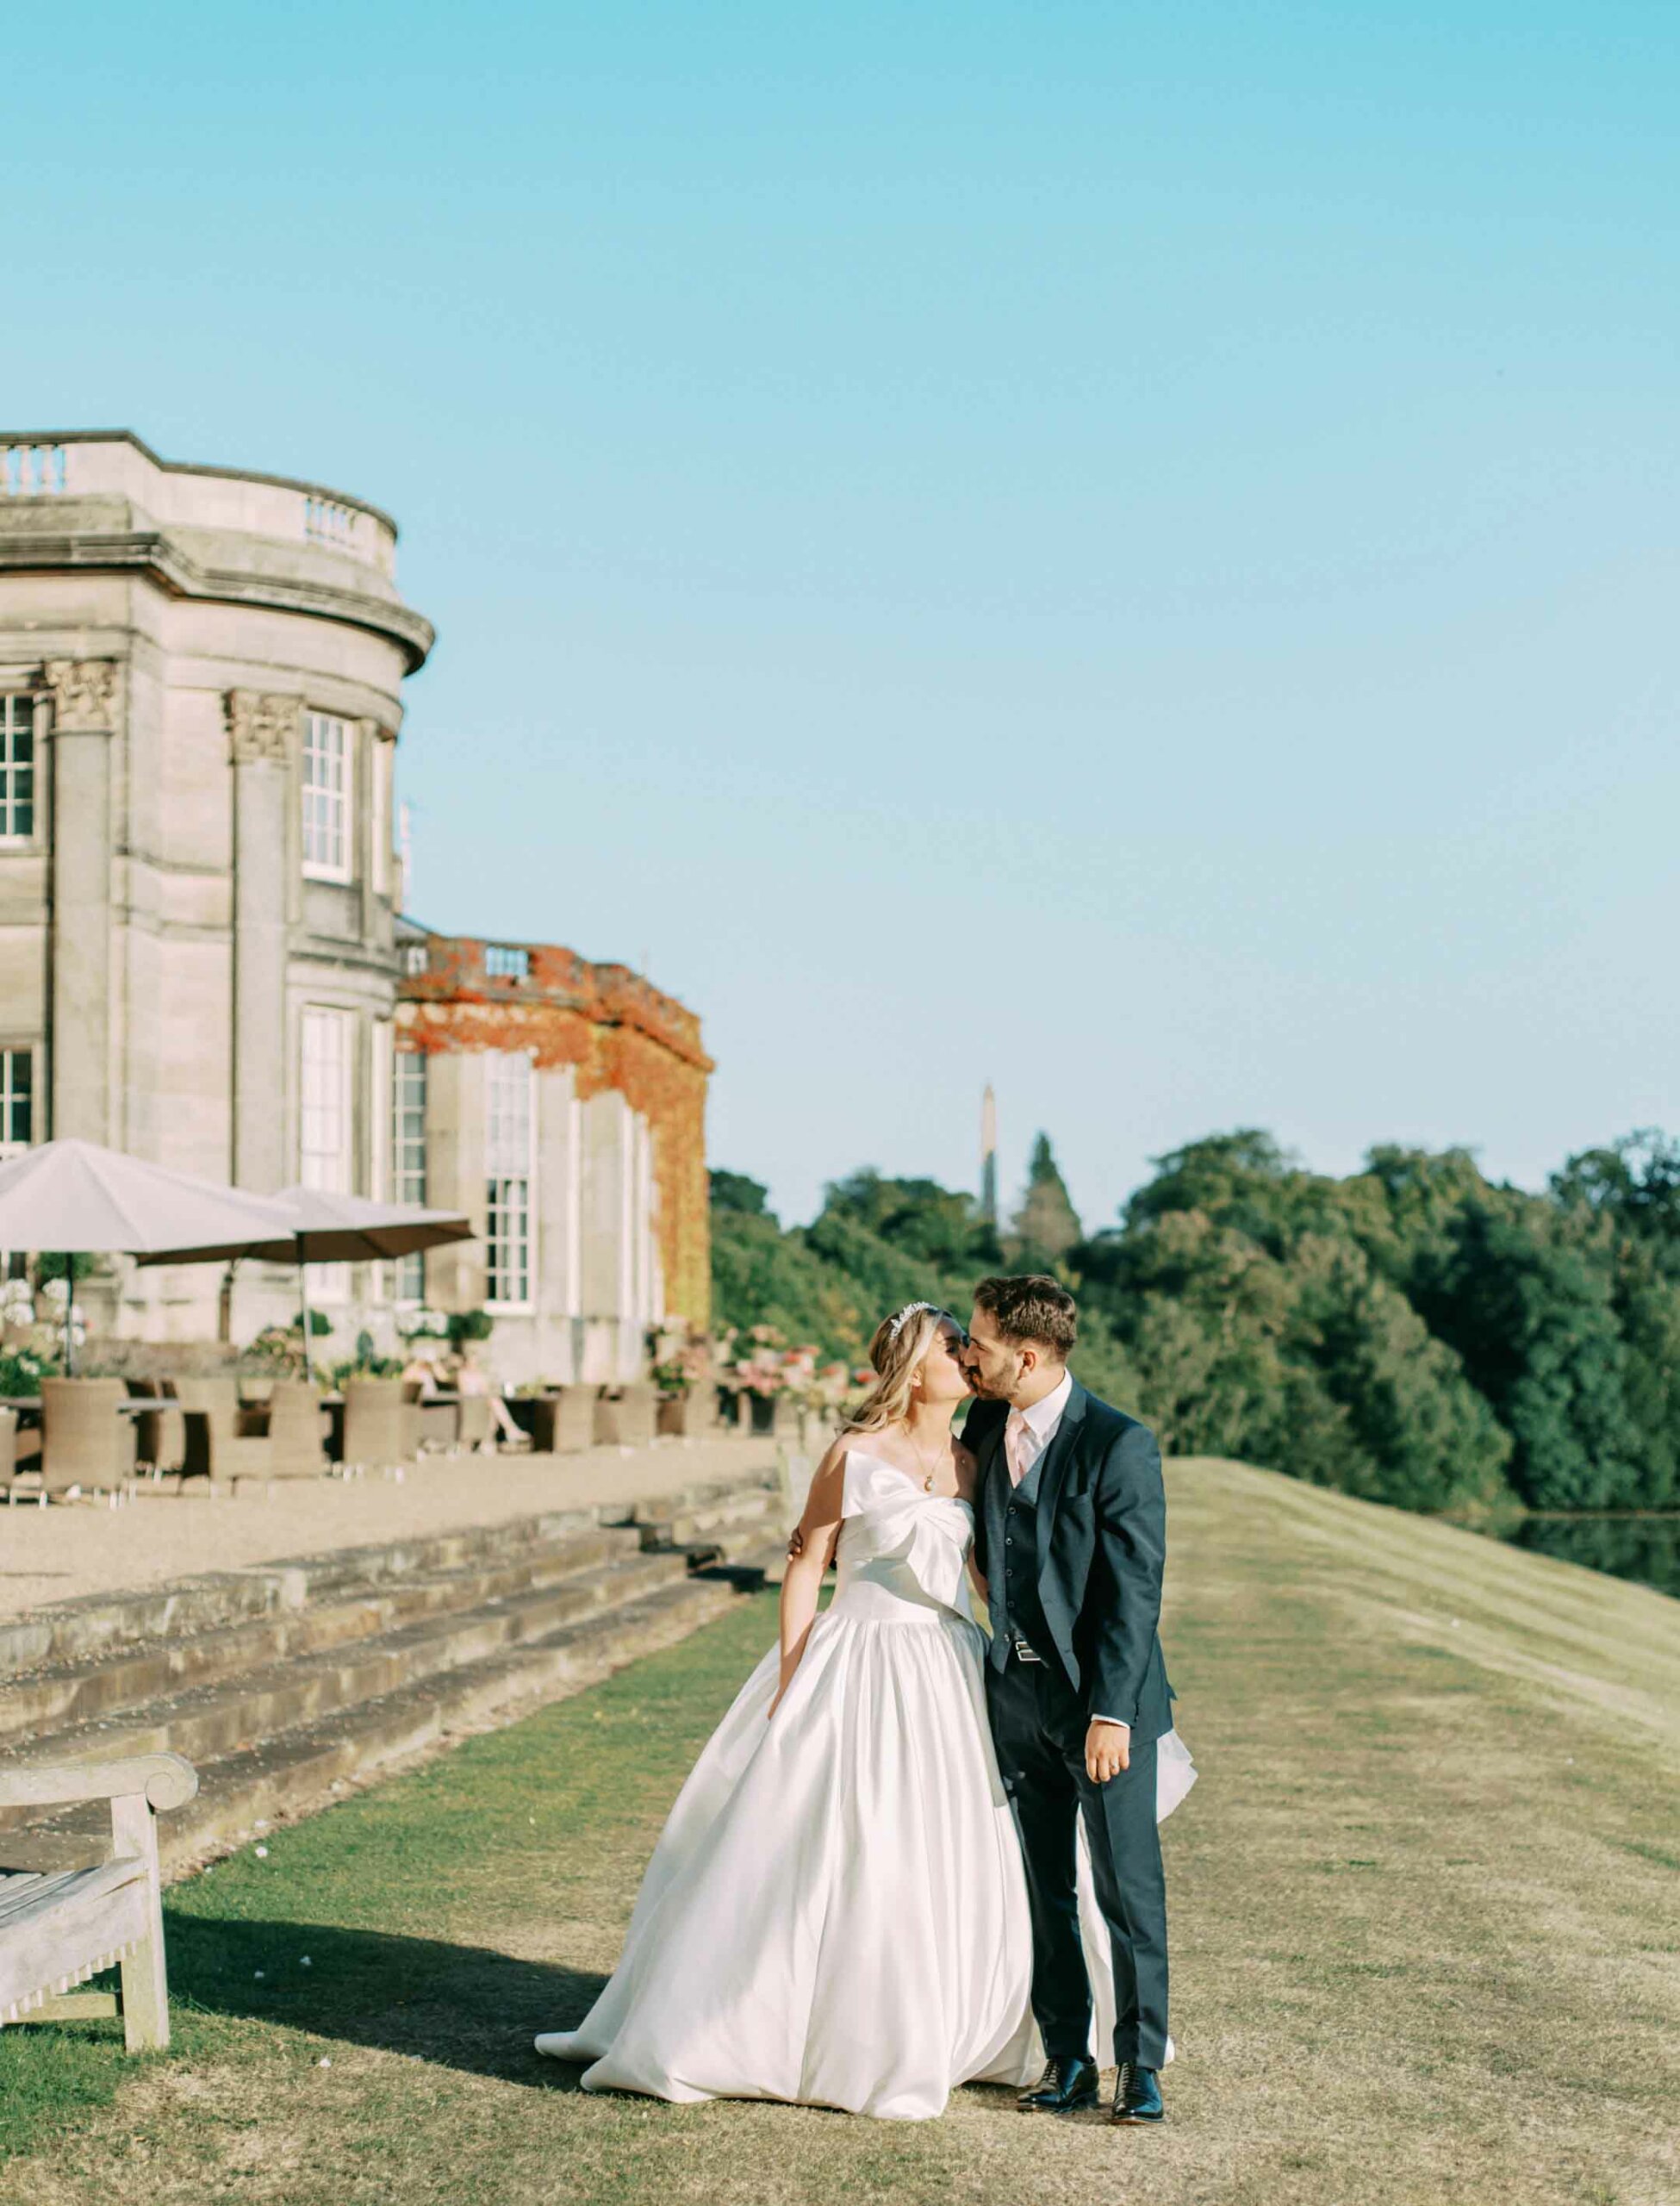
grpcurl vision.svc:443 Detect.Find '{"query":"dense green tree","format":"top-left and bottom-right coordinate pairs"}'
top-left (709, 1168), bottom-right (773, 1218)
top-left (1552, 1131), bottom-right (1680, 1273)
top-left (712, 1124), bottom-right (1680, 1519)
top-left (823, 1170), bottom-right (1002, 1272)
top-left (1282, 1237), bottom-right (1512, 1510)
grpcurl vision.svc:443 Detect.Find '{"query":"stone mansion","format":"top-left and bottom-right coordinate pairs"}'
top-left (0, 430), bottom-right (710, 1383)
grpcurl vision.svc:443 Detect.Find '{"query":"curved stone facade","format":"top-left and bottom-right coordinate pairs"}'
top-left (0, 431), bottom-right (711, 1377)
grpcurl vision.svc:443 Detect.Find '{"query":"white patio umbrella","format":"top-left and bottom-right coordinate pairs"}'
top-left (0, 1139), bottom-right (297, 1374)
top-left (135, 1185), bottom-right (475, 1378)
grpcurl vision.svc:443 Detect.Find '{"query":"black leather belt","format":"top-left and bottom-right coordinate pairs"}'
top-left (1009, 1636), bottom-right (1046, 1665)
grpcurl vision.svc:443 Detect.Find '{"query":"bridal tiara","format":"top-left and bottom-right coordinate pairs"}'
top-left (887, 1300), bottom-right (936, 1343)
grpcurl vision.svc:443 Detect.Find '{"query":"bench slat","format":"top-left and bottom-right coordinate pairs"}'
top-left (0, 1859), bottom-right (149, 2022)
top-left (0, 1869), bottom-right (89, 1927)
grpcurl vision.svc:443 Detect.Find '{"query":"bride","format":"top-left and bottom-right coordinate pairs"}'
top-left (535, 1303), bottom-right (1192, 2121)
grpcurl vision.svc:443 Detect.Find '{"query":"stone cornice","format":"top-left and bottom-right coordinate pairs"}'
top-left (0, 529), bottom-right (434, 671)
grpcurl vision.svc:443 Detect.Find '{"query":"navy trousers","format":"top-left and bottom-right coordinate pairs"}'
top-left (987, 1650), bottom-right (1169, 2070)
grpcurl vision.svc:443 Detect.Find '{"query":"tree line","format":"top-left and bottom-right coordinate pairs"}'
top-left (710, 1128), bottom-right (1680, 1517)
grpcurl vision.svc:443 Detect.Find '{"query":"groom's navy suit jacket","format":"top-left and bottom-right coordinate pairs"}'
top-left (968, 1380), bottom-right (1174, 1741)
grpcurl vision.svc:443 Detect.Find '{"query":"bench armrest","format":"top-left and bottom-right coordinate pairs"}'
top-left (0, 1753), bottom-right (198, 1813)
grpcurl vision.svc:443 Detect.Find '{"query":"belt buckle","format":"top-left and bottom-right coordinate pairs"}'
top-left (1011, 1636), bottom-right (1044, 1665)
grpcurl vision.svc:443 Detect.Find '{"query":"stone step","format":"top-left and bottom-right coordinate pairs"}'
top-left (641, 1483), bottom-right (787, 1553)
top-left (22, 1557), bottom-right (782, 1874)
top-left (694, 1515), bottom-right (789, 1568)
top-left (0, 1549), bottom-right (695, 1813)
top-left (0, 1521), bottom-right (648, 1748)
top-left (0, 1468), bottom-right (781, 1678)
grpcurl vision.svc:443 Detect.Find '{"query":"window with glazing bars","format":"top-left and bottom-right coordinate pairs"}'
top-left (302, 712), bottom-right (351, 878)
top-left (299, 1007), bottom-right (353, 1191)
top-left (0, 1050), bottom-right (32, 1157)
top-left (394, 1050), bottom-right (427, 1300)
top-left (485, 1051), bottom-right (534, 1304)
top-left (0, 697), bottom-right (35, 838)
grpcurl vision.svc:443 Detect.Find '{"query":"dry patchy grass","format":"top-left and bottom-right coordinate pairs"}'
top-left (2, 1459), bottom-right (1676, 2206)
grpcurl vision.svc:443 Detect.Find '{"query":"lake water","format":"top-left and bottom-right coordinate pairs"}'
top-left (1473, 1514), bottom-right (1680, 1601)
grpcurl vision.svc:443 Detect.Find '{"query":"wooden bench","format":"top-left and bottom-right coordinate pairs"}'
top-left (0, 1753), bottom-right (198, 2052)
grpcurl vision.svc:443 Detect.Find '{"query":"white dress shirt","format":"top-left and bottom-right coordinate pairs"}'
top-left (1005, 1370), bottom-right (1129, 1732)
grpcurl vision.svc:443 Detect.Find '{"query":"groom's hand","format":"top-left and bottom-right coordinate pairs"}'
top-left (1085, 1719), bottom-right (1130, 1784)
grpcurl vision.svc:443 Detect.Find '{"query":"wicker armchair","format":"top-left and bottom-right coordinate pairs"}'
top-left (261, 1381), bottom-right (329, 1480)
top-left (340, 1378), bottom-right (417, 1477)
top-left (168, 1378), bottom-right (271, 1492)
top-left (35, 1379), bottom-right (135, 1505)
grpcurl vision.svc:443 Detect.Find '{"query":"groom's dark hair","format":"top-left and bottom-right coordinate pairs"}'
top-left (973, 1274), bottom-right (1077, 1359)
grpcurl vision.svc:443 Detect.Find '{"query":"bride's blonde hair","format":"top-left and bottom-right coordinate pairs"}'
top-left (843, 1302), bottom-right (952, 1436)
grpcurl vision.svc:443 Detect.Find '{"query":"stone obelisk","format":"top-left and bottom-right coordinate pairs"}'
top-left (980, 1083), bottom-right (998, 1225)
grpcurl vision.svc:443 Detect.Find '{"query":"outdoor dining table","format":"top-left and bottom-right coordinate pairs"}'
top-left (0, 1395), bottom-right (152, 1418)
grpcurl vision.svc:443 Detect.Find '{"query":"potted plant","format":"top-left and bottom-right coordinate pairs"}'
top-left (240, 1310), bottom-right (333, 1383)
top-left (649, 1320), bottom-right (715, 1437)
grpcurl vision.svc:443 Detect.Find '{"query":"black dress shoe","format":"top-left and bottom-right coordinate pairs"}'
top-left (1111, 2061), bottom-right (1165, 2124)
top-left (1017, 2054), bottom-right (1099, 2114)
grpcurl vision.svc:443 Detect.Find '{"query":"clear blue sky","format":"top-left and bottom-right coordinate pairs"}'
top-left (12, 3), bottom-right (1678, 1226)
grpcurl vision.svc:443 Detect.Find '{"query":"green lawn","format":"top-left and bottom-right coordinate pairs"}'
top-left (3, 1458), bottom-right (1677, 2206)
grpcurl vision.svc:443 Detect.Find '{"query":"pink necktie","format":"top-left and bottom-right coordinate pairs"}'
top-left (1005, 1412), bottom-right (1030, 1487)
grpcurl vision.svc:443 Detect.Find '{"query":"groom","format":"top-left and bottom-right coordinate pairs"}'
top-left (960, 1274), bottom-right (1174, 2127)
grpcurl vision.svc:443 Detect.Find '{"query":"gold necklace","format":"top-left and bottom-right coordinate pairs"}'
top-left (906, 1428), bottom-right (946, 1492)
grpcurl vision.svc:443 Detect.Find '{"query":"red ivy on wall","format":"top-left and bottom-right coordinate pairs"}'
top-left (397, 936), bottom-right (712, 1329)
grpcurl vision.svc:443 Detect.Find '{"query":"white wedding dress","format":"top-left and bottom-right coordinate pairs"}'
top-left (537, 1449), bottom-right (1196, 2121)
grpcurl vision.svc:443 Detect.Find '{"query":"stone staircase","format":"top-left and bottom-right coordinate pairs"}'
top-left (0, 1468), bottom-right (788, 1876)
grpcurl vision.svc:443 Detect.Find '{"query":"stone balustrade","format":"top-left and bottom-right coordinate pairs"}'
top-left (0, 430), bottom-right (396, 580)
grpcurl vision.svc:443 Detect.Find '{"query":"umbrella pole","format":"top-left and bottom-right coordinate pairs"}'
top-left (296, 1237), bottom-right (313, 1382)
top-left (61, 1256), bottom-right (73, 1377)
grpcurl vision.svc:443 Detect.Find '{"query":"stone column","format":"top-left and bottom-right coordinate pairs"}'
top-left (422, 1049), bottom-right (487, 1312)
top-left (581, 1090), bottom-right (634, 1377)
top-left (226, 692), bottom-right (300, 1192)
top-left (536, 1065), bottom-right (580, 1380)
top-left (45, 658), bottom-right (122, 1144)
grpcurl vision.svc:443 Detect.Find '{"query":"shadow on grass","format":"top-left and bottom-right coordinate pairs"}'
top-left (166, 1913), bottom-right (607, 2088)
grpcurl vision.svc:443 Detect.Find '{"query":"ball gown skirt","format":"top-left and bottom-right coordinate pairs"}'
top-left (536, 1450), bottom-right (1197, 2121)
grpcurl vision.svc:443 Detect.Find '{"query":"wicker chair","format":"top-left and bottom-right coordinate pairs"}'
top-left (526, 1387), bottom-right (598, 1455)
top-left (0, 1406), bottom-right (42, 1505)
top-left (594, 1383), bottom-right (657, 1449)
top-left (34, 1379), bottom-right (136, 1506)
top-left (168, 1378), bottom-right (271, 1492)
top-left (123, 1379), bottom-right (185, 1482)
top-left (262, 1381), bottom-right (328, 1481)
top-left (340, 1378), bottom-right (416, 1478)
top-left (456, 1394), bottom-right (495, 1452)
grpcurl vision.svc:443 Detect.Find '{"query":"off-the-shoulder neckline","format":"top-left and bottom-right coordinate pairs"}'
top-left (842, 1445), bottom-right (974, 1508)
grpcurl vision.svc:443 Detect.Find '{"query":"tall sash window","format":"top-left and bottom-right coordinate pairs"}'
top-left (302, 712), bottom-right (352, 880)
top-left (485, 1050), bottom-right (534, 1307)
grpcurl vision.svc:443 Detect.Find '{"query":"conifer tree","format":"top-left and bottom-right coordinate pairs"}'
top-left (1011, 1133), bottom-right (1083, 1265)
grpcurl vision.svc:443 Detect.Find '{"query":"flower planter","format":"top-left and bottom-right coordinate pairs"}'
top-left (656, 1391), bottom-right (711, 1438)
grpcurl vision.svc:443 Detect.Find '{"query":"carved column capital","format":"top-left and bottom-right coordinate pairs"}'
top-left (44, 657), bottom-right (124, 732)
top-left (225, 689), bottom-right (301, 765)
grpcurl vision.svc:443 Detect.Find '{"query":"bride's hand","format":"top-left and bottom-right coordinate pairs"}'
top-left (767, 1686), bottom-right (784, 1722)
